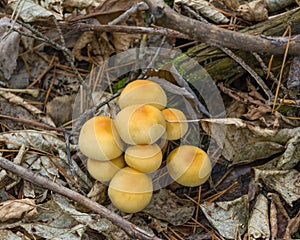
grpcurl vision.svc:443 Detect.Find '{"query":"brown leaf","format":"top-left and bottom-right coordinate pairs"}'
top-left (248, 194), bottom-right (270, 239)
top-left (0, 18), bottom-right (20, 80)
top-left (200, 195), bottom-right (249, 239)
top-left (255, 169), bottom-right (300, 206)
top-left (237, 0), bottom-right (268, 22)
top-left (143, 189), bottom-right (195, 226)
top-left (0, 199), bottom-right (38, 223)
top-left (46, 94), bottom-right (76, 126)
top-left (268, 193), bottom-right (290, 239)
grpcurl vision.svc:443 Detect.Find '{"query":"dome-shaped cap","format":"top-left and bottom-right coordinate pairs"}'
top-left (78, 116), bottom-right (124, 161)
top-left (118, 80), bottom-right (167, 110)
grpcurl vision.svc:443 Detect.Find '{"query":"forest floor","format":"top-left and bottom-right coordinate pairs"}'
top-left (0, 0), bottom-right (299, 239)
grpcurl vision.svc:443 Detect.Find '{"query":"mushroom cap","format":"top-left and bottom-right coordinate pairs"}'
top-left (118, 80), bottom-right (167, 110)
top-left (162, 108), bottom-right (188, 140)
top-left (87, 156), bottom-right (126, 182)
top-left (108, 167), bottom-right (153, 213)
top-left (114, 104), bottom-right (166, 145)
top-left (167, 145), bottom-right (211, 187)
top-left (125, 144), bottom-right (162, 173)
top-left (78, 116), bottom-right (124, 161)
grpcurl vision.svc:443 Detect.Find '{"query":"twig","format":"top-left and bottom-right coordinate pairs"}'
top-left (219, 46), bottom-right (273, 101)
top-left (144, 0), bottom-right (300, 55)
top-left (182, 5), bottom-right (209, 24)
top-left (0, 88), bottom-right (39, 97)
top-left (52, 17), bottom-right (85, 85)
top-left (75, 23), bottom-right (190, 39)
top-left (14, 20), bottom-right (84, 85)
top-left (3, 144), bottom-right (27, 190)
top-left (272, 26), bottom-right (291, 113)
top-left (252, 52), bottom-right (288, 94)
top-left (0, 114), bottom-right (60, 132)
top-left (0, 156), bottom-right (162, 240)
top-left (62, 127), bottom-right (76, 179)
top-left (108, 2), bottom-right (149, 25)
top-left (71, 92), bottom-right (121, 140)
top-left (138, 36), bottom-right (167, 79)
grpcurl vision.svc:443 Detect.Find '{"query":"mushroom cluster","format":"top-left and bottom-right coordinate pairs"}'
top-left (78, 79), bottom-right (212, 213)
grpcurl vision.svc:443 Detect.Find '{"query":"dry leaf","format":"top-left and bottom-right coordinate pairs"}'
top-left (254, 169), bottom-right (300, 206)
top-left (174, 0), bottom-right (229, 23)
top-left (8, 0), bottom-right (60, 22)
top-left (221, 0), bottom-right (247, 11)
top-left (268, 193), bottom-right (290, 240)
top-left (0, 17), bottom-right (20, 80)
top-left (87, 181), bottom-right (107, 204)
top-left (62, 0), bottom-right (105, 9)
top-left (201, 118), bottom-right (284, 164)
top-left (200, 195), bottom-right (249, 239)
top-left (0, 230), bottom-right (30, 240)
top-left (248, 194), bottom-right (270, 239)
top-left (143, 189), bottom-right (195, 226)
top-left (265, 0), bottom-right (295, 12)
top-left (46, 94), bottom-right (76, 126)
top-left (18, 194), bottom-right (115, 239)
top-left (0, 199), bottom-right (38, 223)
top-left (237, 0), bottom-right (268, 22)
top-left (201, 118), bottom-right (300, 165)
top-left (0, 130), bottom-right (92, 189)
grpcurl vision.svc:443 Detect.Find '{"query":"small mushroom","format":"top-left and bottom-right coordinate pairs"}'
top-left (108, 167), bottom-right (153, 213)
top-left (162, 108), bottom-right (188, 140)
top-left (87, 156), bottom-right (126, 182)
top-left (125, 144), bottom-right (162, 173)
top-left (78, 116), bottom-right (124, 161)
top-left (118, 79), bottom-right (167, 110)
top-left (167, 145), bottom-right (211, 187)
top-left (114, 104), bottom-right (166, 145)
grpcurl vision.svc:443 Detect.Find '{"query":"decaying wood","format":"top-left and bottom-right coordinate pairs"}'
top-left (144, 0), bottom-right (300, 56)
top-left (185, 7), bottom-right (300, 83)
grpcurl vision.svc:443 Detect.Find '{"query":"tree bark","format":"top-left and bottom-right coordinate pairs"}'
top-left (186, 8), bottom-right (300, 82)
top-left (144, 0), bottom-right (300, 56)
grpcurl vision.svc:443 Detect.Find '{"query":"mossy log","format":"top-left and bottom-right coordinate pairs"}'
top-left (186, 7), bottom-right (300, 82)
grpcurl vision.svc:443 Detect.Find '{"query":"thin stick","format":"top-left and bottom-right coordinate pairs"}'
top-left (219, 46), bottom-right (273, 101)
top-left (0, 156), bottom-right (162, 240)
top-left (272, 25), bottom-right (291, 113)
top-left (0, 114), bottom-right (60, 132)
top-left (75, 23), bottom-right (190, 39)
top-left (108, 2), bottom-right (149, 25)
top-left (251, 52), bottom-right (287, 94)
top-left (0, 88), bottom-right (39, 97)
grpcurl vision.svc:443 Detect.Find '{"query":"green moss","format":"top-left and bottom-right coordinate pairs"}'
top-left (112, 77), bottom-right (128, 93)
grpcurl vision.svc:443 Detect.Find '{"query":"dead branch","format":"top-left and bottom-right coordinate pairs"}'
top-left (74, 23), bottom-right (190, 39)
top-left (0, 156), bottom-right (162, 240)
top-left (144, 0), bottom-right (300, 56)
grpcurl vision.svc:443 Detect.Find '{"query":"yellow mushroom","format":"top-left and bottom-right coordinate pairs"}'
top-left (125, 144), bottom-right (162, 173)
top-left (108, 167), bottom-right (153, 213)
top-left (114, 104), bottom-right (166, 145)
top-left (118, 79), bottom-right (167, 110)
top-left (167, 145), bottom-right (211, 187)
top-left (78, 116), bottom-right (124, 161)
top-left (87, 156), bottom-right (126, 182)
top-left (162, 108), bottom-right (188, 140)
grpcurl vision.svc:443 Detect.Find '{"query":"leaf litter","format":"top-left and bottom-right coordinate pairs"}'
top-left (0, 0), bottom-right (299, 239)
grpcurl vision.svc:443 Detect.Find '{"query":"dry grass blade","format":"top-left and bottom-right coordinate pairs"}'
top-left (272, 25), bottom-right (292, 113)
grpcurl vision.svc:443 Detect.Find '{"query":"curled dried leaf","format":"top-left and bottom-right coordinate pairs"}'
top-left (0, 199), bottom-right (38, 223)
top-left (237, 0), bottom-right (268, 22)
